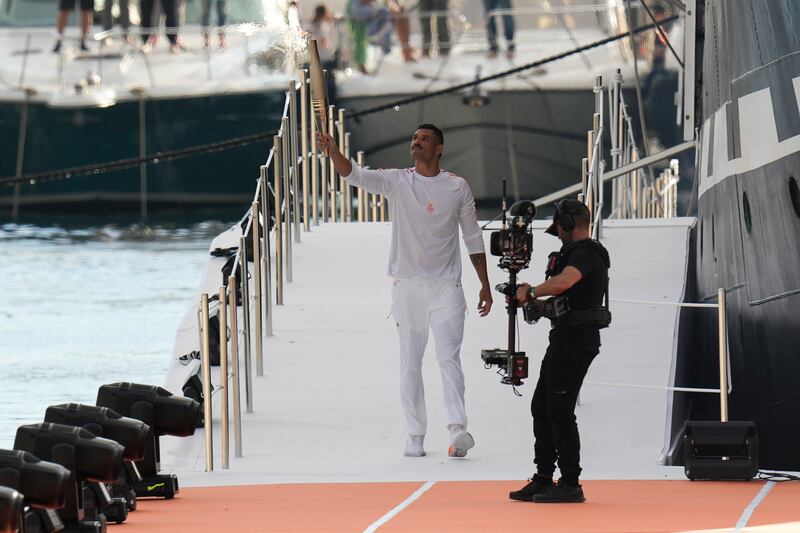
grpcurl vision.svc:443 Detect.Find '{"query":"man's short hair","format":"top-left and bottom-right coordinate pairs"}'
top-left (417, 123), bottom-right (444, 145)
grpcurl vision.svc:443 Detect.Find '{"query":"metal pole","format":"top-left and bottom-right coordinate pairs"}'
top-left (273, 136), bottom-right (284, 305)
top-left (260, 166), bottom-right (273, 336)
top-left (581, 158), bottom-right (588, 201)
top-left (338, 108), bottom-right (346, 223)
top-left (718, 288), bottom-right (729, 422)
top-left (251, 202), bottom-right (263, 377)
top-left (311, 99), bottom-right (319, 226)
top-left (227, 276), bottom-right (242, 457)
top-left (300, 70), bottom-right (310, 231)
top-left (199, 294), bottom-right (213, 471)
top-left (321, 136), bottom-right (328, 223)
top-left (356, 150), bottom-right (369, 222)
top-left (137, 91), bottom-right (148, 221)
top-left (218, 287), bottom-right (229, 469)
top-left (18, 34), bottom-right (32, 89)
top-left (345, 132), bottom-right (352, 222)
top-left (290, 82), bottom-right (301, 242)
top-left (328, 105), bottom-right (336, 222)
top-left (594, 75), bottom-right (605, 240)
top-left (380, 195), bottom-right (387, 222)
top-left (239, 241), bottom-right (253, 413)
top-left (282, 117), bottom-right (293, 282)
top-left (11, 91), bottom-right (32, 222)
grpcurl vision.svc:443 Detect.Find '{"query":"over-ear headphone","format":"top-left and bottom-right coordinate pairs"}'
top-left (554, 199), bottom-right (577, 232)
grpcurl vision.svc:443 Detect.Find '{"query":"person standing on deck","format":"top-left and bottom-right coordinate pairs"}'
top-left (53, 0), bottom-right (94, 52)
top-left (317, 124), bottom-right (493, 458)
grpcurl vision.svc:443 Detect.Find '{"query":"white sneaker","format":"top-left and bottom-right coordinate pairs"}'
top-left (404, 434), bottom-right (426, 457)
top-left (448, 428), bottom-right (475, 458)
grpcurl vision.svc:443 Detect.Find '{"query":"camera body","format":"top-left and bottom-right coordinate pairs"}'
top-left (480, 349), bottom-right (528, 386)
top-left (490, 212), bottom-right (535, 271)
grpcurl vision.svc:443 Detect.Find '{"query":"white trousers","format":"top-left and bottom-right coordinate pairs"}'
top-left (392, 278), bottom-right (468, 436)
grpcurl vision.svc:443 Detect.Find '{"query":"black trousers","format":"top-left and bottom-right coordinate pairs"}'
top-left (419, 0), bottom-right (450, 55)
top-left (140, 0), bottom-right (179, 45)
top-left (531, 325), bottom-right (600, 485)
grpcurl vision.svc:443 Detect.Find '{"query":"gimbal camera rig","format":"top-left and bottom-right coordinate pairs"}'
top-left (480, 190), bottom-right (537, 388)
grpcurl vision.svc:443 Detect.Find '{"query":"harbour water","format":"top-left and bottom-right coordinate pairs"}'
top-left (0, 219), bottom-right (233, 449)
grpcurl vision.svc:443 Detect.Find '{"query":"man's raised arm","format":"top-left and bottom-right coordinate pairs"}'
top-left (316, 131), bottom-right (393, 196)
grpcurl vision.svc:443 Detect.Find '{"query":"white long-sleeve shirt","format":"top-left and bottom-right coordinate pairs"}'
top-left (343, 163), bottom-right (485, 281)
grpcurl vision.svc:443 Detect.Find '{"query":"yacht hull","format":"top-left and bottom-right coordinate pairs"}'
top-left (0, 90), bottom-right (285, 214)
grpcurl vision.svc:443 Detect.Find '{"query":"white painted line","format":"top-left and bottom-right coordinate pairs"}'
top-left (363, 481), bottom-right (436, 533)
top-left (733, 481), bottom-right (775, 532)
top-left (584, 380), bottom-right (720, 393)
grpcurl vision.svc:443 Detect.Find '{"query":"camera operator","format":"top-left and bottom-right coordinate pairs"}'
top-left (509, 199), bottom-right (610, 503)
top-left (317, 124), bottom-right (493, 459)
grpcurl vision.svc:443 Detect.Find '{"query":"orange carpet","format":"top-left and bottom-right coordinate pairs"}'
top-left (748, 481), bottom-right (800, 528)
top-left (116, 480), bottom-right (799, 532)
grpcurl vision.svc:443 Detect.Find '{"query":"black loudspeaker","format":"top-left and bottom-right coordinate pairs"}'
top-left (682, 421), bottom-right (758, 480)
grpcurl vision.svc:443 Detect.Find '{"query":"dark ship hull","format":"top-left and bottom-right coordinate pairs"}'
top-left (0, 90), bottom-right (286, 216)
top-left (674, 0), bottom-right (800, 470)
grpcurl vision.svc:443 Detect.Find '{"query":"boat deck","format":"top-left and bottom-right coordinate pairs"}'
top-left (122, 479), bottom-right (799, 532)
top-left (151, 219), bottom-right (800, 531)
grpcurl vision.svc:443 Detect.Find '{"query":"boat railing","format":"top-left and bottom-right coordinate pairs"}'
top-left (536, 67), bottom-right (689, 233)
top-left (330, 0), bottom-right (654, 72)
top-left (1, 22), bottom-right (305, 99)
top-left (194, 68), bottom-right (388, 470)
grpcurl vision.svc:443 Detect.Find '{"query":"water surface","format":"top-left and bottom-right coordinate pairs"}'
top-left (0, 220), bottom-right (231, 449)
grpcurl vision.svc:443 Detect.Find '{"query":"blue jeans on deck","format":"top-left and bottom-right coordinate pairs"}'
top-left (202, 0), bottom-right (227, 28)
top-left (482, 0), bottom-right (515, 52)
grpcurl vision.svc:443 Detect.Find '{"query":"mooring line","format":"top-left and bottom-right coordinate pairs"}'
top-left (363, 481), bottom-right (436, 532)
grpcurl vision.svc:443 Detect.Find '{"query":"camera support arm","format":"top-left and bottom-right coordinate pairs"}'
top-left (505, 270), bottom-right (519, 352)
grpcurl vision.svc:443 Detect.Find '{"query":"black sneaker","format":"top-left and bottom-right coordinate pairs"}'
top-left (80, 41), bottom-right (89, 52)
top-left (52, 40), bottom-right (62, 53)
top-left (533, 482), bottom-right (586, 503)
top-left (509, 474), bottom-right (553, 502)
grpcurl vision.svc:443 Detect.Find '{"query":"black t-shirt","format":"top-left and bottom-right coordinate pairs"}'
top-left (561, 240), bottom-right (609, 311)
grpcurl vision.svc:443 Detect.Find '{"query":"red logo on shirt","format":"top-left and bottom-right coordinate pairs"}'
top-left (426, 202), bottom-right (435, 214)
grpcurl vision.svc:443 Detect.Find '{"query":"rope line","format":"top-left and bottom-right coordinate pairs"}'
top-left (346, 16), bottom-right (678, 120)
top-left (0, 130), bottom-right (278, 188)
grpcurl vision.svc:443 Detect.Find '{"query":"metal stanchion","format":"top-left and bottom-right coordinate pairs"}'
top-left (328, 105), bottom-right (336, 222)
top-left (227, 276), bottom-right (242, 457)
top-left (581, 157), bottom-right (588, 201)
top-left (132, 88), bottom-right (148, 222)
top-left (321, 138), bottom-right (328, 223)
top-left (718, 288), bottom-right (729, 422)
top-left (238, 240), bottom-right (253, 413)
top-left (357, 151), bottom-right (365, 222)
top-left (218, 287), bottom-right (229, 469)
top-left (273, 136), bottom-right (284, 305)
top-left (290, 82), bottom-right (301, 242)
top-left (259, 166), bottom-right (273, 336)
top-left (11, 91), bottom-right (33, 222)
top-left (282, 116), bottom-right (293, 282)
top-left (371, 191), bottom-right (378, 222)
top-left (380, 195), bottom-right (387, 222)
top-left (251, 202), bottom-right (263, 377)
top-left (300, 70), bottom-right (310, 231)
top-left (199, 294), bottom-right (213, 472)
top-left (311, 93), bottom-right (320, 226)
top-left (345, 131), bottom-right (352, 222)
top-left (338, 108), bottom-right (346, 223)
